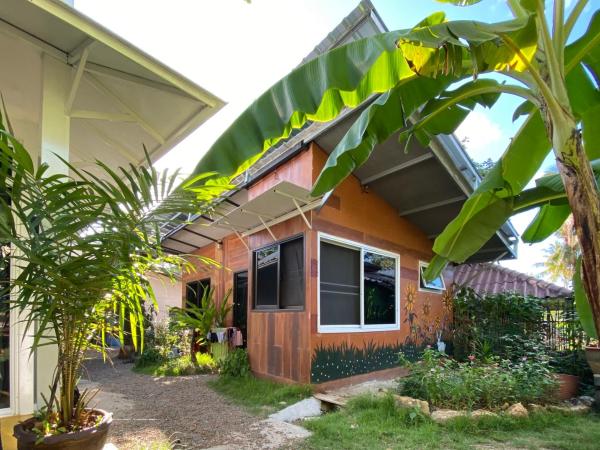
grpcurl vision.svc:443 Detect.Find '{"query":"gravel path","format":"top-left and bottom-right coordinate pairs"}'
top-left (82, 355), bottom-right (309, 449)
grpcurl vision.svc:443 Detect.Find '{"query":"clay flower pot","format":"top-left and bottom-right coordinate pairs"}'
top-left (585, 346), bottom-right (600, 375)
top-left (13, 409), bottom-right (112, 450)
top-left (555, 373), bottom-right (580, 400)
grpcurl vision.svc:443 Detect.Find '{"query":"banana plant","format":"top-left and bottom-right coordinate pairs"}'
top-left (187, 0), bottom-right (600, 337)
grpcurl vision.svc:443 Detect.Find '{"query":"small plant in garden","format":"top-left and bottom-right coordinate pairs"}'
top-left (219, 348), bottom-right (251, 377)
top-left (397, 347), bottom-right (558, 410)
top-left (170, 286), bottom-right (232, 364)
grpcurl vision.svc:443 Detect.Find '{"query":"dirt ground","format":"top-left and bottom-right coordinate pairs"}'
top-left (82, 355), bottom-right (309, 449)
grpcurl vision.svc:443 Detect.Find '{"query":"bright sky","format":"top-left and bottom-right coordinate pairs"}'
top-left (75, 0), bottom-right (595, 286)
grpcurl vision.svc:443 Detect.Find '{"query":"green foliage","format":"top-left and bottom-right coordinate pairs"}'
top-left (452, 287), bottom-right (547, 361)
top-left (134, 353), bottom-right (216, 377)
top-left (208, 375), bottom-right (312, 414)
top-left (219, 348), bottom-right (250, 377)
top-left (574, 256), bottom-right (598, 339)
top-left (188, 12), bottom-right (538, 192)
top-left (135, 347), bottom-right (164, 368)
top-left (398, 348), bottom-right (557, 410)
top-left (171, 287), bottom-right (217, 344)
top-left (170, 286), bottom-right (233, 343)
top-left (311, 341), bottom-right (425, 383)
top-left (215, 288), bottom-right (232, 328)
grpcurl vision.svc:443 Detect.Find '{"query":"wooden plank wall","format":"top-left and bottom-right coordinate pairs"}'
top-left (246, 216), bottom-right (312, 383)
top-left (308, 145), bottom-right (449, 353)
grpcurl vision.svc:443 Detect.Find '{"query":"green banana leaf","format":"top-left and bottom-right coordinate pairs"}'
top-left (574, 256), bottom-right (598, 339)
top-left (188, 13), bottom-right (538, 191)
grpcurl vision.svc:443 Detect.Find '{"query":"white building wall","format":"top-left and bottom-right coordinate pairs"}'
top-left (148, 274), bottom-right (182, 324)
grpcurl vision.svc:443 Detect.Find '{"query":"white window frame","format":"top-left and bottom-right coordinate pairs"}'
top-left (317, 232), bottom-right (400, 333)
top-left (418, 260), bottom-right (446, 293)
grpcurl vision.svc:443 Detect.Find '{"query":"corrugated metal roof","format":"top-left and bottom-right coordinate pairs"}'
top-left (451, 263), bottom-right (572, 298)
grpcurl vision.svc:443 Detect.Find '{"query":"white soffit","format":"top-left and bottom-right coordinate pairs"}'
top-left (0, 0), bottom-right (224, 169)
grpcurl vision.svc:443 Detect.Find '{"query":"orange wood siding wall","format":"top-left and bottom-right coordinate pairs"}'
top-left (308, 145), bottom-right (450, 357)
top-left (182, 142), bottom-right (452, 384)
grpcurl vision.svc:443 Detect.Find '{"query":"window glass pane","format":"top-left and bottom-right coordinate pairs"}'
top-left (364, 252), bottom-right (396, 325)
top-left (320, 242), bottom-right (360, 325)
top-left (186, 281), bottom-right (199, 306)
top-left (255, 244), bottom-right (279, 307)
top-left (280, 238), bottom-right (304, 309)
top-left (420, 264), bottom-right (445, 291)
top-left (186, 279), bottom-right (210, 308)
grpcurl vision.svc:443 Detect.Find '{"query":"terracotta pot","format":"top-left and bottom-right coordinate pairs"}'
top-left (585, 346), bottom-right (600, 375)
top-left (555, 373), bottom-right (580, 401)
top-left (13, 409), bottom-right (112, 450)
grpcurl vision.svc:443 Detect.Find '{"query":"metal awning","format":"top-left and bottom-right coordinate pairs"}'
top-left (162, 181), bottom-right (322, 253)
top-left (0, 0), bottom-right (224, 173)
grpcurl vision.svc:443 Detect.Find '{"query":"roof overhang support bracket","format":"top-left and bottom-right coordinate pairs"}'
top-left (292, 198), bottom-right (312, 229)
top-left (86, 73), bottom-right (166, 144)
top-left (273, 188), bottom-right (313, 229)
top-left (228, 226), bottom-right (249, 251)
top-left (65, 45), bottom-right (90, 115)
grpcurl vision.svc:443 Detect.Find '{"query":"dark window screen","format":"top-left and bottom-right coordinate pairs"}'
top-left (280, 238), bottom-right (304, 308)
top-left (320, 242), bottom-right (360, 325)
top-left (186, 279), bottom-right (210, 308)
top-left (364, 252), bottom-right (396, 324)
top-left (255, 244), bottom-right (279, 307)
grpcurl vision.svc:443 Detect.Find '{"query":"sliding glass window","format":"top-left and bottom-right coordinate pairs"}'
top-left (319, 234), bottom-right (399, 332)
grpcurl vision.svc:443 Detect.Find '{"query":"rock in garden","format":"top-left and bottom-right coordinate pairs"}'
top-left (269, 398), bottom-right (322, 422)
top-left (393, 395), bottom-right (430, 415)
top-left (527, 403), bottom-right (546, 412)
top-left (577, 396), bottom-right (595, 407)
top-left (506, 403), bottom-right (528, 417)
top-left (431, 409), bottom-right (467, 423)
top-left (547, 404), bottom-right (591, 415)
top-left (470, 409), bottom-right (498, 418)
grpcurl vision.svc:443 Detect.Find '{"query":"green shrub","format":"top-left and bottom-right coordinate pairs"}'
top-left (398, 348), bottom-right (558, 410)
top-left (196, 352), bottom-right (217, 372)
top-left (219, 348), bottom-right (251, 377)
top-left (134, 353), bottom-right (216, 376)
top-left (452, 288), bottom-right (547, 362)
top-left (135, 347), bottom-right (165, 368)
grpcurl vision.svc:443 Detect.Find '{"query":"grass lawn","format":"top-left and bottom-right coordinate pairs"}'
top-left (208, 375), bottom-right (313, 414)
top-left (300, 395), bottom-right (600, 450)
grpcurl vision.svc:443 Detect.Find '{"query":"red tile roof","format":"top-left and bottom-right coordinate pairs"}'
top-left (450, 263), bottom-right (572, 299)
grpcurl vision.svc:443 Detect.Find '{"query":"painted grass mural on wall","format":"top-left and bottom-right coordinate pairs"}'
top-left (311, 340), bottom-right (424, 384)
top-left (311, 283), bottom-right (452, 383)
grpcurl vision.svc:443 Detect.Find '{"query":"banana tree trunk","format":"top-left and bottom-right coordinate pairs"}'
top-left (554, 119), bottom-right (600, 339)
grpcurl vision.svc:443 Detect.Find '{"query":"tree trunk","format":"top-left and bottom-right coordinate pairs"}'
top-left (554, 122), bottom-right (600, 339)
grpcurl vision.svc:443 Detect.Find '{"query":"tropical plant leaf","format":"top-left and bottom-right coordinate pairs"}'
top-left (574, 257), bottom-right (598, 339)
top-left (521, 203), bottom-right (571, 243)
top-left (311, 76), bottom-right (453, 196)
top-left (188, 14), bottom-right (538, 191)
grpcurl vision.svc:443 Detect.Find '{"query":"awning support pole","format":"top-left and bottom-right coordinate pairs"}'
top-left (258, 216), bottom-right (277, 241)
top-left (230, 227), bottom-right (249, 251)
top-left (292, 198), bottom-right (312, 229)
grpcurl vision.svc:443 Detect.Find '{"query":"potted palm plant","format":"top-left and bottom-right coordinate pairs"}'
top-left (0, 112), bottom-right (215, 449)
